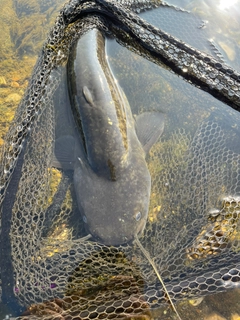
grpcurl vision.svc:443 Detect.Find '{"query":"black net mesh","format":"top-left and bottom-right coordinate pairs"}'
top-left (1, 0), bottom-right (240, 319)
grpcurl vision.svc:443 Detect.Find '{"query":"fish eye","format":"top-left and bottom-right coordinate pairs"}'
top-left (135, 211), bottom-right (141, 221)
top-left (83, 215), bottom-right (87, 223)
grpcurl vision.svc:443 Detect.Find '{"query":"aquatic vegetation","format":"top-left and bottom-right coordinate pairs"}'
top-left (21, 248), bottom-right (152, 320)
top-left (187, 196), bottom-right (240, 260)
top-left (1, 1), bottom-right (240, 320)
top-left (148, 130), bottom-right (191, 222)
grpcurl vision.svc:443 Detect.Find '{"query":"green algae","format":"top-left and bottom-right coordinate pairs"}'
top-left (0, 0), bottom-right (65, 152)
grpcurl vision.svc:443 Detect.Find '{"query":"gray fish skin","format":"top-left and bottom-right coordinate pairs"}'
top-left (67, 29), bottom-right (164, 246)
top-left (68, 29), bottom-right (132, 179)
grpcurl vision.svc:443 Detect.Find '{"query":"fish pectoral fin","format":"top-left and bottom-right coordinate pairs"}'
top-left (52, 135), bottom-right (76, 170)
top-left (135, 111), bottom-right (165, 154)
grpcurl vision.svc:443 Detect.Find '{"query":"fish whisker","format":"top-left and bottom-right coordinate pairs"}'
top-left (134, 234), bottom-right (182, 320)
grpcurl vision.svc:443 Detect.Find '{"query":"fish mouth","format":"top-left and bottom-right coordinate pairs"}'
top-left (88, 224), bottom-right (131, 246)
top-left (95, 233), bottom-right (133, 246)
top-left (90, 220), bottom-right (147, 246)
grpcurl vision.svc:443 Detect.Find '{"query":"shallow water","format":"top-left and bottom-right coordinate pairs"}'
top-left (1, 0), bottom-right (240, 319)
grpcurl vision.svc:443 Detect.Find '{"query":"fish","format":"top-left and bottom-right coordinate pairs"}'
top-left (54, 28), bottom-right (165, 246)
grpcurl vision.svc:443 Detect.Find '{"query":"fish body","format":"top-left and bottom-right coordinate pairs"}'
top-left (66, 29), bottom-right (164, 245)
top-left (68, 29), bottom-right (140, 180)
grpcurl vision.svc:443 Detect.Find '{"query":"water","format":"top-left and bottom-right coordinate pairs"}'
top-left (1, 0), bottom-right (240, 319)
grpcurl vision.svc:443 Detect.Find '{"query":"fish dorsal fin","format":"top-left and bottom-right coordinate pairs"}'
top-left (135, 111), bottom-right (165, 154)
top-left (52, 135), bottom-right (76, 170)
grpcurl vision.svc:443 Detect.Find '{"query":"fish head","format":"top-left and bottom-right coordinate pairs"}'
top-left (74, 155), bottom-right (151, 246)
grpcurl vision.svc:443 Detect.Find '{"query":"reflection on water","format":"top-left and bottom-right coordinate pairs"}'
top-left (1, 0), bottom-right (240, 319)
top-left (219, 0), bottom-right (238, 10)
top-left (141, 0), bottom-right (240, 70)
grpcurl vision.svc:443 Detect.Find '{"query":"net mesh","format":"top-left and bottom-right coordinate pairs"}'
top-left (1, 0), bottom-right (240, 319)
